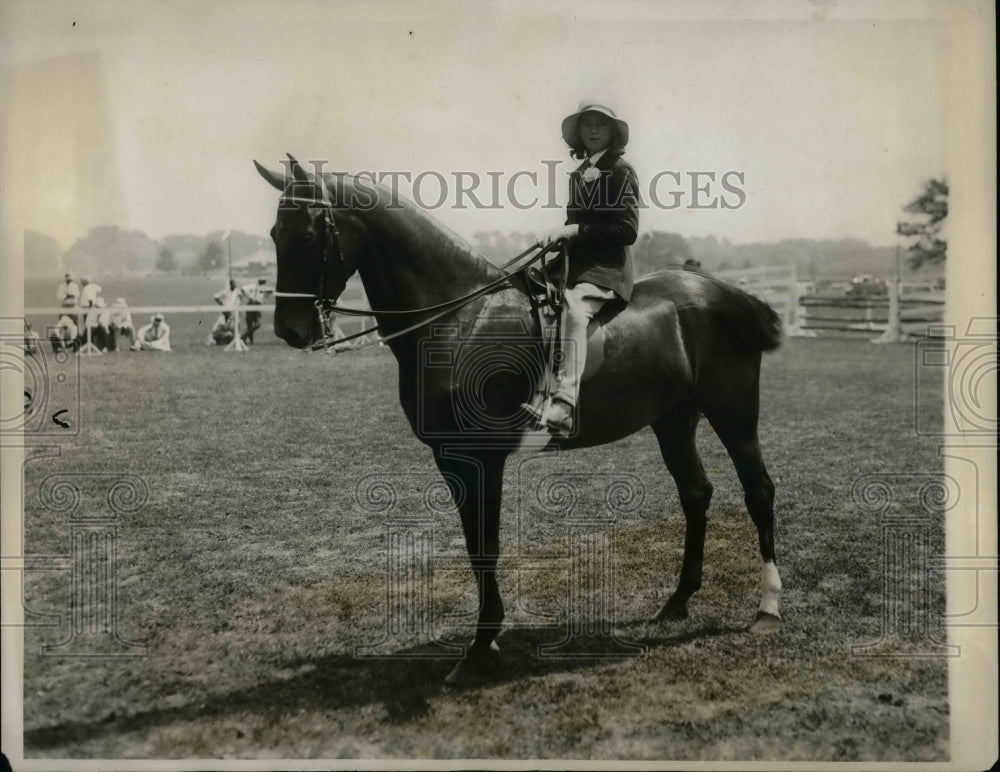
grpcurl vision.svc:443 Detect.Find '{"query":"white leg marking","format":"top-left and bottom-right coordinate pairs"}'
top-left (759, 560), bottom-right (782, 617)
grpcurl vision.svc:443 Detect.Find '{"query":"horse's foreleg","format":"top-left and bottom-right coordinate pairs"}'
top-left (433, 449), bottom-right (507, 650)
top-left (651, 413), bottom-right (713, 622)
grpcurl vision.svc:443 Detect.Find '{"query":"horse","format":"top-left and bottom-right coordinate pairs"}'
top-left (255, 156), bottom-right (784, 682)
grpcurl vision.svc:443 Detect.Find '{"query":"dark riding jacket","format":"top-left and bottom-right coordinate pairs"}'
top-left (565, 150), bottom-right (639, 302)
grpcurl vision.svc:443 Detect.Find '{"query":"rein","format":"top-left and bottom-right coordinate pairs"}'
top-left (272, 193), bottom-right (566, 353)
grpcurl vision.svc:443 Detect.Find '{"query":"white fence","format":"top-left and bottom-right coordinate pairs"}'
top-left (713, 265), bottom-right (946, 341)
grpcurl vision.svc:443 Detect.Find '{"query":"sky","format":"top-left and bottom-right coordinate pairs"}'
top-left (1, 0), bottom-right (954, 251)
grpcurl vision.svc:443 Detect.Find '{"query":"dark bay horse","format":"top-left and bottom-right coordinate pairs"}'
top-left (255, 156), bottom-right (784, 680)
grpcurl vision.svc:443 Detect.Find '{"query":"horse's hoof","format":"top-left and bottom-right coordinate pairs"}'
top-left (749, 610), bottom-right (782, 634)
top-left (444, 640), bottom-right (501, 686)
top-left (653, 600), bottom-right (688, 622)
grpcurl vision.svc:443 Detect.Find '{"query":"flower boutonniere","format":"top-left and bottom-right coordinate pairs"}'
top-left (581, 165), bottom-right (601, 184)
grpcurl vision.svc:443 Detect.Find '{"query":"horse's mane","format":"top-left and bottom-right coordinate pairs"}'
top-left (323, 173), bottom-right (500, 276)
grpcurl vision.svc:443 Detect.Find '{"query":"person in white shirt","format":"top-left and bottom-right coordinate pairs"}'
top-left (209, 280), bottom-right (244, 345)
top-left (239, 278), bottom-right (274, 344)
top-left (78, 277), bottom-right (103, 309)
top-left (50, 315), bottom-right (79, 353)
top-left (85, 297), bottom-right (111, 351)
top-left (109, 298), bottom-right (134, 351)
top-left (56, 273), bottom-right (80, 324)
top-left (132, 313), bottom-right (172, 352)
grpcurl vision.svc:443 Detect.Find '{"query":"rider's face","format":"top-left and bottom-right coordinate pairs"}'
top-left (579, 112), bottom-right (615, 155)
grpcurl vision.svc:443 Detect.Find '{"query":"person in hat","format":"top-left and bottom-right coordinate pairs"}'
top-left (109, 298), bottom-right (135, 351)
top-left (534, 100), bottom-right (639, 436)
top-left (132, 313), bottom-right (172, 352)
top-left (56, 273), bottom-right (80, 324)
top-left (239, 277), bottom-right (274, 344)
top-left (84, 297), bottom-right (112, 351)
top-left (208, 280), bottom-right (243, 345)
top-left (50, 314), bottom-right (80, 354)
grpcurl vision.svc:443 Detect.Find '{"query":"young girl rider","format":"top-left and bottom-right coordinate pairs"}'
top-left (538, 100), bottom-right (639, 435)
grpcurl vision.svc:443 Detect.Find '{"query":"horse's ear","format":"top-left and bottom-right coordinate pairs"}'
top-left (254, 160), bottom-right (285, 191)
top-left (286, 153), bottom-right (312, 183)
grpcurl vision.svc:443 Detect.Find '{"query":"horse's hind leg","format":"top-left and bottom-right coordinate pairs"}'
top-left (703, 400), bottom-right (782, 634)
top-left (651, 411), bottom-right (713, 622)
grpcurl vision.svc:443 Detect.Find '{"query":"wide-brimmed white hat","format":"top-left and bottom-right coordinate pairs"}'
top-left (561, 101), bottom-right (629, 148)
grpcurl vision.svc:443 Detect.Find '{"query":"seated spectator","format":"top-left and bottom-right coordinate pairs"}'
top-left (24, 319), bottom-right (40, 356)
top-left (207, 313), bottom-right (235, 346)
top-left (84, 297), bottom-right (111, 351)
top-left (109, 298), bottom-right (134, 352)
top-left (49, 315), bottom-right (79, 354)
top-left (132, 313), bottom-right (172, 352)
top-left (212, 279), bottom-right (244, 340)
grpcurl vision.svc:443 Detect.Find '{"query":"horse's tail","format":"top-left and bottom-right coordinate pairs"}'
top-left (711, 279), bottom-right (784, 352)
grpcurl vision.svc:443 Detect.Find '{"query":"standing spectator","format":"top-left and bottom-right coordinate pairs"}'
top-left (239, 278), bottom-right (274, 344)
top-left (50, 315), bottom-right (79, 353)
top-left (56, 273), bottom-right (80, 324)
top-left (132, 313), bottom-right (172, 352)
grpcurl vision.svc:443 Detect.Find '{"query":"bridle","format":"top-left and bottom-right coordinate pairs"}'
top-left (270, 192), bottom-right (566, 353)
top-left (271, 194), bottom-right (347, 348)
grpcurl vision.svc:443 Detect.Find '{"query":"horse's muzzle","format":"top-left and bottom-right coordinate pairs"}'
top-left (277, 327), bottom-right (312, 349)
top-left (274, 303), bottom-right (318, 349)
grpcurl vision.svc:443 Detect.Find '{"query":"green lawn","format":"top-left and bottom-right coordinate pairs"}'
top-left (19, 337), bottom-right (948, 760)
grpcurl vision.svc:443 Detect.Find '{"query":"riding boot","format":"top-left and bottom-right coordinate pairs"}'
top-left (540, 396), bottom-right (573, 437)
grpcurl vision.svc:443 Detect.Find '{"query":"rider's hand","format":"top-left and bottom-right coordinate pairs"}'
top-left (541, 224), bottom-right (579, 247)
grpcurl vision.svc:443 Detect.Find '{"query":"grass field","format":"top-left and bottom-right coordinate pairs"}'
top-left (19, 335), bottom-right (948, 761)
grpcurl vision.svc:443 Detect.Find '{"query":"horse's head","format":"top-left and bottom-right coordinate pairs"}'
top-left (255, 154), bottom-right (369, 348)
